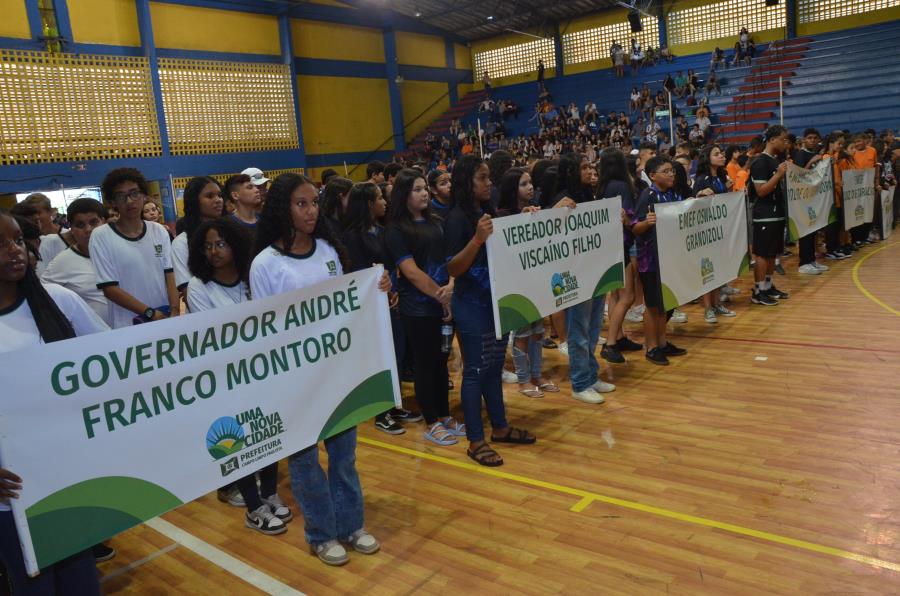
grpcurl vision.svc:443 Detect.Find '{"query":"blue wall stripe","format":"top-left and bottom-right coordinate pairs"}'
top-left (305, 150), bottom-right (394, 169)
top-left (156, 47), bottom-right (281, 64)
top-left (383, 28), bottom-right (406, 152)
top-left (399, 64), bottom-right (472, 84)
top-left (279, 14), bottom-right (306, 170)
top-left (150, 0), bottom-right (279, 16)
top-left (295, 57), bottom-right (386, 78)
top-left (0, 36), bottom-right (42, 51)
top-left (52, 0), bottom-right (73, 47)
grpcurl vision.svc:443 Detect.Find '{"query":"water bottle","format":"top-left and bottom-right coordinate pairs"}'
top-left (440, 323), bottom-right (453, 353)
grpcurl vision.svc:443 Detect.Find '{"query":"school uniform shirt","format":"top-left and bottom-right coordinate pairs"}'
top-left (748, 152), bottom-right (786, 223)
top-left (385, 220), bottom-right (448, 318)
top-left (600, 179), bottom-right (636, 257)
top-left (444, 207), bottom-right (491, 309)
top-left (0, 283), bottom-right (108, 511)
top-left (89, 221), bottom-right (173, 329)
top-left (692, 174), bottom-right (727, 196)
top-left (186, 277), bottom-right (249, 313)
top-left (634, 185), bottom-right (683, 273)
top-left (38, 232), bottom-right (71, 270)
top-left (430, 198), bottom-right (452, 220)
top-left (341, 226), bottom-right (387, 274)
top-left (172, 232), bottom-right (190, 290)
top-left (250, 239), bottom-right (342, 300)
top-left (792, 148), bottom-right (818, 169)
top-left (41, 246), bottom-right (111, 326)
top-left (229, 212), bottom-right (259, 231)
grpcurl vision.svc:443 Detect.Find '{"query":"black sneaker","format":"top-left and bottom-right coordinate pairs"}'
top-left (662, 342), bottom-right (687, 357)
top-left (542, 337), bottom-right (558, 349)
top-left (391, 407), bottom-right (423, 422)
top-left (616, 337), bottom-right (643, 351)
top-left (245, 505), bottom-right (287, 535)
top-left (92, 543), bottom-right (116, 563)
top-left (751, 290), bottom-right (778, 306)
top-left (645, 347), bottom-right (670, 366)
top-left (767, 286), bottom-right (789, 300)
top-left (774, 263), bottom-right (786, 275)
top-left (375, 413), bottom-right (405, 435)
top-left (601, 345), bottom-right (625, 364)
top-left (853, 240), bottom-right (865, 250)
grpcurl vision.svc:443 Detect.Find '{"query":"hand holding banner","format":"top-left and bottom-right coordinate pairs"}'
top-left (655, 191), bottom-right (749, 310)
top-left (786, 157), bottom-right (834, 241)
top-left (486, 199), bottom-right (624, 338)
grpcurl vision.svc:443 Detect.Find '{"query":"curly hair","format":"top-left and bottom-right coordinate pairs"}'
top-left (101, 168), bottom-right (149, 205)
top-left (253, 173), bottom-right (349, 271)
top-left (182, 176), bottom-right (224, 241)
top-left (187, 217), bottom-right (252, 284)
top-left (450, 154), bottom-right (492, 225)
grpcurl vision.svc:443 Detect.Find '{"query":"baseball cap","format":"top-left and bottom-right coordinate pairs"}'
top-left (241, 167), bottom-right (270, 186)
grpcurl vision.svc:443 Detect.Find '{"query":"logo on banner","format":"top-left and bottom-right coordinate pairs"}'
top-left (206, 408), bottom-right (286, 476)
top-left (550, 271), bottom-right (580, 307)
top-left (806, 206), bottom-right (817, 226)
top-left (854, 172), bottom-right (864, 185)
top-left (700, 257), bottom-right (715, 285)
top-left (855, 204), bottom-right (864, 219)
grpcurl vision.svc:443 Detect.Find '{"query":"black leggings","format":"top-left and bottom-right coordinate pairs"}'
top-left (236, 462), bottom-right (279, 512)
top-left (402, 315), bottom-right (450, 424)
top-left (799, 232), bottom-right (816, 265)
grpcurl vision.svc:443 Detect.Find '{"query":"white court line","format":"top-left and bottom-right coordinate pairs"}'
top-left (100, 543), bottom-right (178, 583)
top-left (144, 517), bottom-right (305, 596)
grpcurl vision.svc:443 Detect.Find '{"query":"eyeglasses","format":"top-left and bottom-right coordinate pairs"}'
top-left (112, 189), bottom-right (145, 203)
top-left (654, 168), bottom-right (676, 175)
top-left (204, 240), bottom-right (229, 251)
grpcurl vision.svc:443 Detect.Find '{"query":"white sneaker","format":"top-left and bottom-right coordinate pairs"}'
top-left (704, 307), bottom-right (718, 324)
top-left (502, 369), bottom-right (518, 384)
top-left (670, 309), bottom-right (687, 323)
top-left (245, 505), bottom-right (286, 536)
top-left (625, 308), bottom-right (644, 323)
top-left (312, 540), bottom-right (348, 566)
top-left (572, 387), bottom-right (605, 404)
top-left (262, 494), bottom-right (293, 522)
top-left (714, 303), bottom-right (736, 317)
top-left (343, 529), bottom-right (380, 555)
top-left (812, 261), bottom-right (829, 271)
top-left (592, 380), bottom-right (616, 393)
top-left (798, 263), bottom-right (821, 275)
top-left (598, 336), bottom-right (606, 345)
top-left (558, 341), bottom-right (569, 356)
top-left (218, 486), bottom-right (245, 508)
top-left (720, 285), bottom-right (740, 295)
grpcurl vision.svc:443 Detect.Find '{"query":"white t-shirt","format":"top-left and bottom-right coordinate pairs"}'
top-left (186, 277), bottom-right (249, 313)
top-left (250, 239), bottom-right (342, 300)
top-left (89, 221), bottom-right (173, 329)
top-left (0, 283), bottom-right (109, 512)
top-left (41, 246), bottom-right (111, 326)
top-left (39, 232), bottom-right (71, 269)
top-left (172, 232), bottom-right (190, 290)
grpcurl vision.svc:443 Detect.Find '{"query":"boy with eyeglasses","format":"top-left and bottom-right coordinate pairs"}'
top-left (89, 168), bottom-right (180, 328)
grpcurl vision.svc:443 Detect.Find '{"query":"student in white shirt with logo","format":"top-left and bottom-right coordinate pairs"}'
top-left (171, 176), bottom-right (226, 295)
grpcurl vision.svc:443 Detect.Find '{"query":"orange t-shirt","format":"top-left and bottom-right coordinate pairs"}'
top-left (461, 144), bottom-right (473, 155)
top-left (733, 169), bottom-right (749, 191)
top-left (831, 153), bottom-right (854, 207)
top-left (726, 162), bottom-right (741, 182)
top-left (852, 146), bottom-right (877, 169)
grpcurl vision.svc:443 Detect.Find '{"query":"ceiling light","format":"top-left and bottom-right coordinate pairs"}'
top-left (487, 15), bottom-right (495, 21)
top-left (415, 11), bottom-right (422, 17)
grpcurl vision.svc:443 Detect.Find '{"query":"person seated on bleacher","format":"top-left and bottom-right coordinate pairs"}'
top-left (674, 71), bottom-right (688, 98)
top-left (660, 46), bottom-right (674, 63)
top-left (654, 90), bottom-right (667, 112)
top-left (644, 46), bottom-right (657, 67)
top-left (629, 87), bottom-right (641, 113)
top-left (663, 74), bottom-right (676, 98)
top-left (584, 101), bottom-right (599, 123)
top-left (689, 124), bottom-right (704, 147)
top-left (687, 69), bottom-right (700, 96)
top-left (630, 38), bottom-right (644, 75)
top-left (705, 72), bottom-right (721, 96)
top-left (675, 115), bottom-right (689, 142)
top-left (710, 47), bottom-right (726, 71)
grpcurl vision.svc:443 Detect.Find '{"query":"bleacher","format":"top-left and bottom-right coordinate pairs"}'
top-left (410, 20), bottom-right (900, 153)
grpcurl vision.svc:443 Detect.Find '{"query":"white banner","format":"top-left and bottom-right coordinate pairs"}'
top-left (486, 200), bottom-right (624, 337)
top-left (843, 168), bottom-right (876, 229)
top-left (883, 188), bottom-right (895, 240)
top-left (786, 157), bottom-right (834, 240)
top-left (655, 191), bottom-right (749, 310)
top-left (0, 267), bottom-right (399, 575)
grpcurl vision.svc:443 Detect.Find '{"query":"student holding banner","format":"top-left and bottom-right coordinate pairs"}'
top-left (851, 133), bottom-right (880, 246)
top-left (748, 126), bottom-right (791, 307)
top-left (824, 133), bottom-right (856, 259)
top-left (446, 155), bottom-right (537, 468)
top-left (791, 129), bottom-right (830, 275)
top-left (631, 156), bottom-right (689, 366)
top-left (0, 211), bottom-right (104, 594)
top-left (250, 174), bottom-right (386, 566)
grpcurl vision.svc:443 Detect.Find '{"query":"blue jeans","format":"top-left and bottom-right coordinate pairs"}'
top-left (511, 335), bottom-right (543, 384)
top-left (0, 510), bottom-right (99, 595)
top-left (565, 295), bottom-right (606, 392)
top-left (453, 296), bottom-right (508, 442)
top-left (287, 427), bottom-right (364, 545)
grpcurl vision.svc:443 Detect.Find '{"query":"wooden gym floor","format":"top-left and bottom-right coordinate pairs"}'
top-left (100, 238), bottom-right (900, 595)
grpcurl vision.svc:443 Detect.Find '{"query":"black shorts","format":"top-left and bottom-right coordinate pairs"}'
top-left (639, 270), bottom-right (665, 312)
top-left (752, 220), bottom-right (785, 258)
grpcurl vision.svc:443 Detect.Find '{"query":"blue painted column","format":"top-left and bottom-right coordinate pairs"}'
top-left (135, 0), bottom-right (174, 221)
top-left (279, 14), bottom-right (307, 170)
top-left (52, 0), bottom-right (73, 48)
top-left (553, 23), bottom-right (564, 78)
top-left (445, 38), bottom-right (458, 106)
top-left (24, 0), bottom-right (44, 42)
top-left (657, 8), bottom-right (668, 49)
top-left (785, 0), bottom-right (797, 39)
top-left (383, 28), bottom-right (406, 152)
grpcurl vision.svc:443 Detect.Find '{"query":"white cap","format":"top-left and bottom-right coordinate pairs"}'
top-left (241, 167), bottom-right (270, 186)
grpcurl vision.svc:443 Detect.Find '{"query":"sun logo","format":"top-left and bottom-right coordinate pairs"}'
top-left (205, 416), bottom-right (246, 460)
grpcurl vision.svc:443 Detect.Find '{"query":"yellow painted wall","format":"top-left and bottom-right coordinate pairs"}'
top-left (454, 43), bottom-right (471, 70)
top-left (401, 81), bottom-right (449, 141)
top-left (0, 194), bottom-right (17, 210)
top-left (396, 31), bottom-right (445, 67)
top-left (149, 2), bottom-right (280, 54)
top-left (297, 75), bottom-right (393, 154)
top-left (69, 0), bottom-right (140, 46)
top-left (0, 0), bottom-right (31, 39)
top-left (307, 164), bottom-right (368, 183)
top-left (798, 6), bottom-right (900, 36)
top-left (292, 20), bottom-right (385, 62)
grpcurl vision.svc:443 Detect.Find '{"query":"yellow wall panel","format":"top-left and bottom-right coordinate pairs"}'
top-left (308, 164), bottom-right (368, 183)
top-left (292, 20), bottom-right (384, 62)
top-left (69, 0), bottom-right (140, 47)
top-left (297, 75), bottom-right (393, 154)
top-left (149, 3), bottom-right (280, 54)
top-left (798, 6), bottom-right (900, 36)
top-left (401, 80), bottom-right (449, 141)
top-left (0, 0), bottom-right (31, 39)
top-left (454, 43), bottom-right (471, 70)
top-left (562, 7), bottom-right (630, 32)
top-left (396, 31), bottom-right (445, 67)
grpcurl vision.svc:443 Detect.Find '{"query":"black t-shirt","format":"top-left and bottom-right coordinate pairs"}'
top-left (748, 152), bottom-right (786, 220)
top-left (384, 220), bottom-right (448, 317)
top-left (693, 174), bottom-right (727, 196)
top-left (443, 206), bottom-right (491, 309)
top-left (553, 185), bottom-right (594, 205)
top-left (599, 179), bottom-right (635, 254)
top-left (792, 148), bottom-right (818, 169)
top-left (341, 226), bottom-right (387, 274)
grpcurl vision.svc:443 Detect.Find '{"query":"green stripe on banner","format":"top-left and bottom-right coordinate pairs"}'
top-left (498, 293), bottom-right (543, 335)
top-left (593, 262), bottom-right (625, 298)
top-left (318, 369), bottom-right (396, 441)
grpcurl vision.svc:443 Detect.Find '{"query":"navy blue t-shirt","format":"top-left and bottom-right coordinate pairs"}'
top-left (444, 206), bottom-right (491, 309)
top-left (385, 219), bottom-right (448, 317)
top-left (430, 197), bottom-right (452, 221)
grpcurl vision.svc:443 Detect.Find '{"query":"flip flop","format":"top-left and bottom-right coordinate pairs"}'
top-left (518, 387), bottom-right (544, 398)
top-left (491, 427), bottom-right (537, 444)
top-left (538, 382), bottom-right (560, 393)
